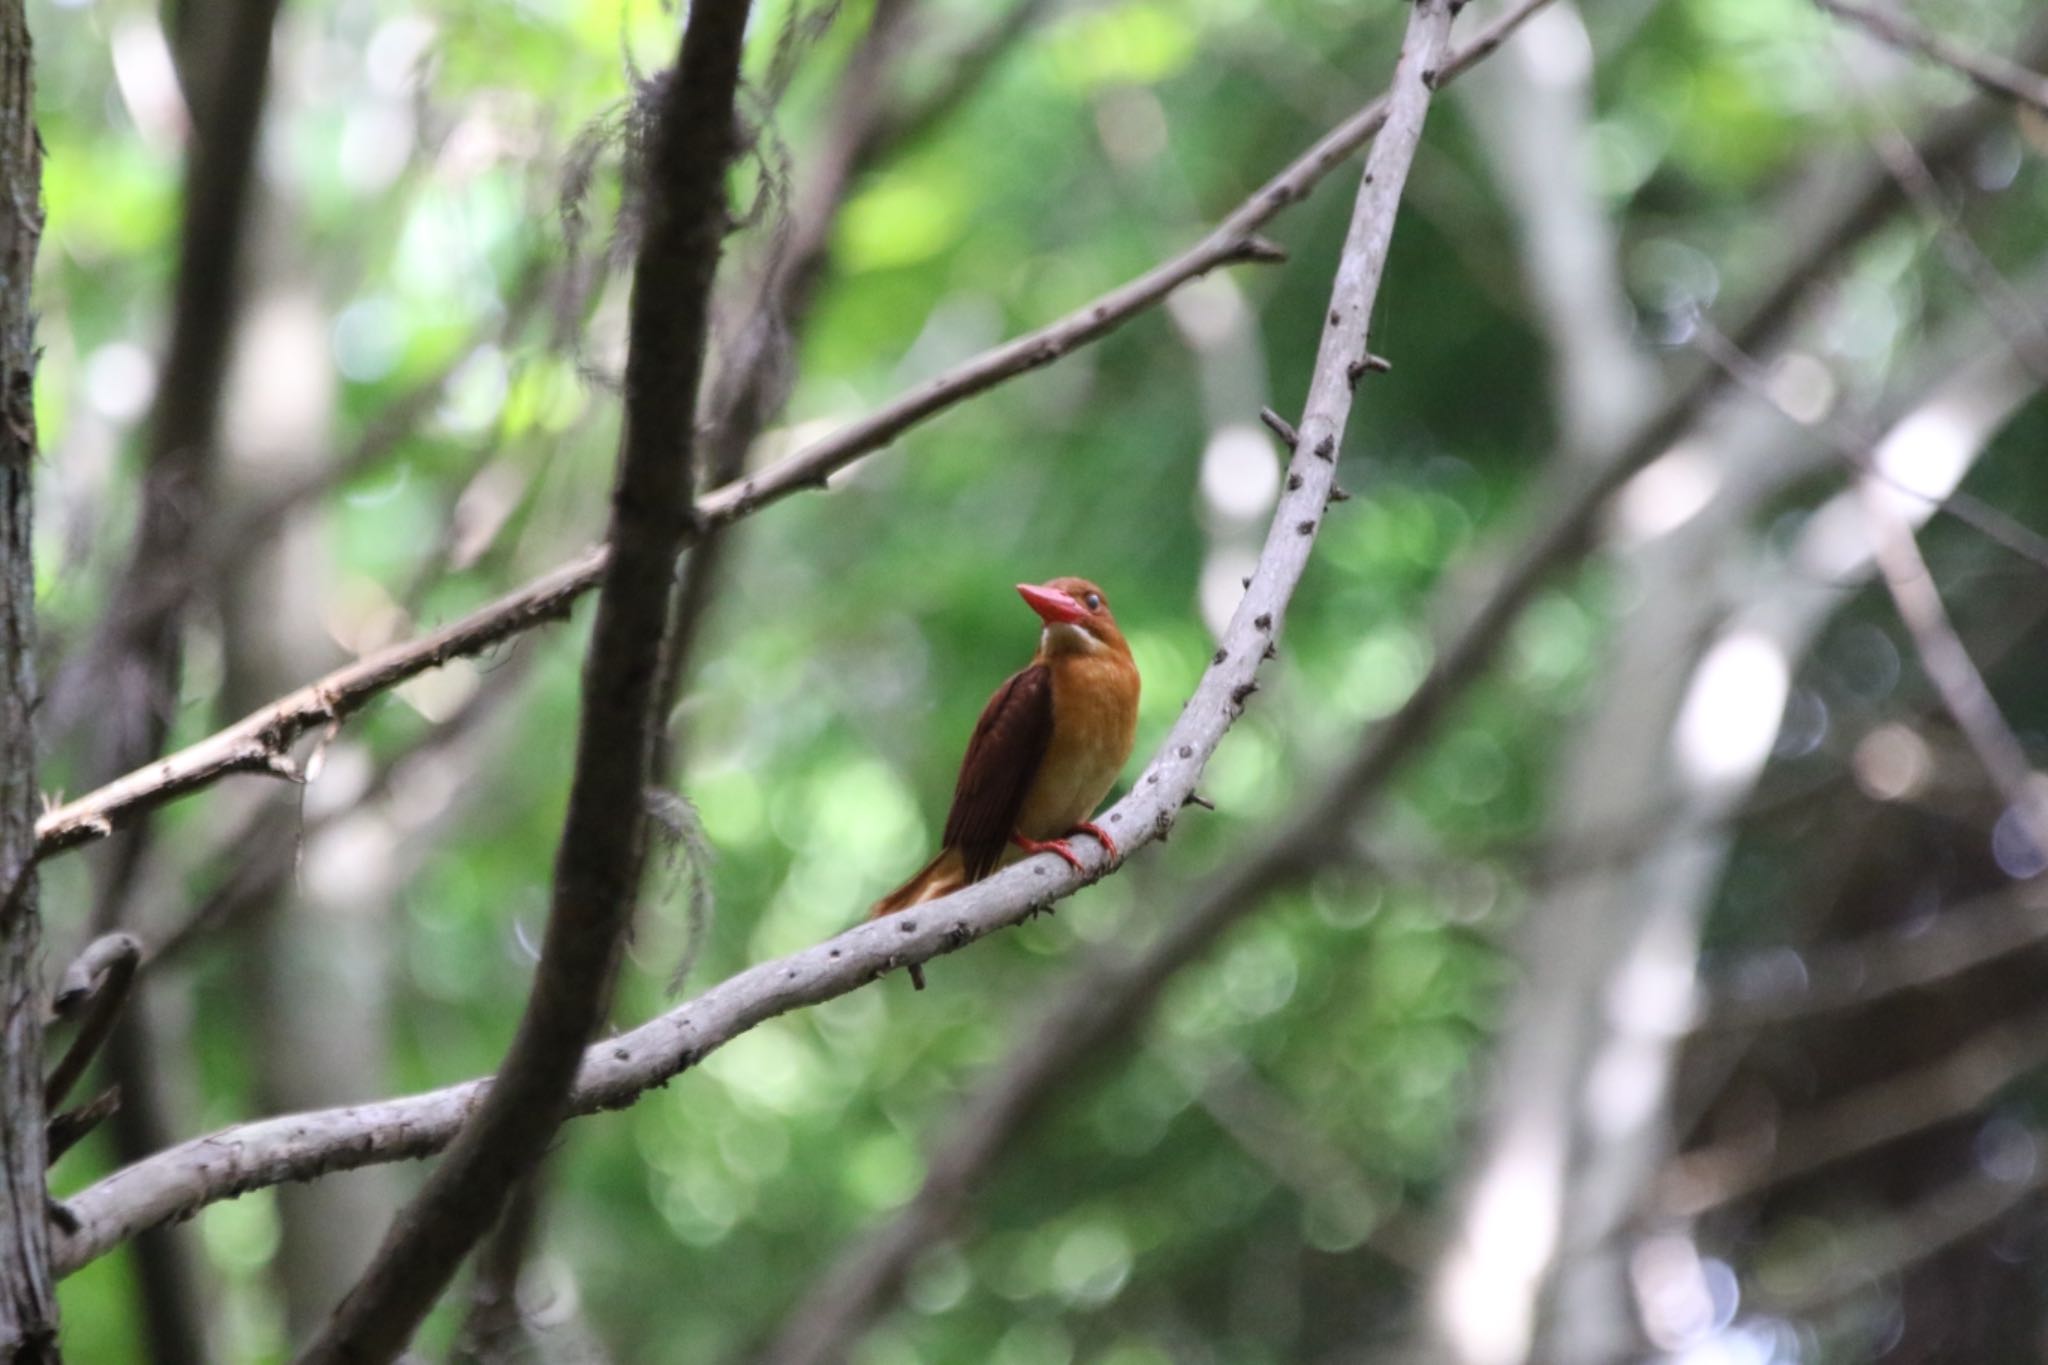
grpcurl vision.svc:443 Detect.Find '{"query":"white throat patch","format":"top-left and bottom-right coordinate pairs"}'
top-left (1043, 622), bottom-right (1103, 655)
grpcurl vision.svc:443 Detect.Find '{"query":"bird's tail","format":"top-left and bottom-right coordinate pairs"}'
top-left (869, 848), bottom-right (967, 918)
top-left (869, 848), bottom-right (968, 990)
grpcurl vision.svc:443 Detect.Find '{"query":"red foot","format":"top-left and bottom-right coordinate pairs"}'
top-left (1072, 820), bottom-right (1121, 864)
top-left (1011, 833), bottom-right (1086, 873)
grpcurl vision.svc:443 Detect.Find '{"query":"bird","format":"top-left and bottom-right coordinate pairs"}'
top-left (870, 577), bottom-right (1141, 988)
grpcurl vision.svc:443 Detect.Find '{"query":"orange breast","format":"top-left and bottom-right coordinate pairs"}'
top-left (1016, 651), bottom-right (1139, 839)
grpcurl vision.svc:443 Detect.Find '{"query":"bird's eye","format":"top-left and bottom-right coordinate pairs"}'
top-left (1085, 593), bottom-right (1102, 611)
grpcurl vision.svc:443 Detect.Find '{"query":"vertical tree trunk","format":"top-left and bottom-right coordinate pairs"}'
top-left (0, 0), bottom-right (54, 1357)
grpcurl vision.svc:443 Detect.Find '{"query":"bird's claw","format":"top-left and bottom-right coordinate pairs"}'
top-left (1012, 834), bottom-right (1087, 874)
top-left (1072, 820), bottom-right (1120, 865)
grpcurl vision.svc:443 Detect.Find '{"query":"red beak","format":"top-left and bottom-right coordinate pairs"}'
top-left (1017, 582), bottom-right (1087, 626)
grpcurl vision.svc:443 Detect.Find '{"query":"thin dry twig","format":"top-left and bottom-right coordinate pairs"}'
top-left (32, 0), bottom-right (1559, 867)
top-left (1815, 0), bottom-right (2048, 116)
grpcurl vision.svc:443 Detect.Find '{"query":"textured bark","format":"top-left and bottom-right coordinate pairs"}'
top-left (0, 0), bottom-right (54, 1356)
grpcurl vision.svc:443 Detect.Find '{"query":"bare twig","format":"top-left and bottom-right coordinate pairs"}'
top-left (299, 6), bottom-right (757, 1359)
top-left (34, 547), bottom-right (603, 859)
top-left (1815, 0), bottom-right (2048, 116)
top-left (451, 1173), bottom-right (544, 1364)
top-left (54, 0), bottom-right (1468, 1284)
top-left (658, 0), bottom-right (923, 775)
top-left (33, 0), bottom-right (1560, 867)
top-left (43, 933), bottom-right (141, 1111)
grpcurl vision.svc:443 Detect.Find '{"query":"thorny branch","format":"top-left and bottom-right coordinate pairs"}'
top-left (33, 0), bottom-right (1559, 867)
top-left (53, 0), bottom-right (1468, 1282)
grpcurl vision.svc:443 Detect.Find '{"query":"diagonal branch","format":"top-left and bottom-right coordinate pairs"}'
top-left (32, 0), bottom-right (1560, 866)
top-left (53, 0), bottom-right (1468, 1285)
top-left (1816, 0), bottom-right (2048, 116)
top-left (296, 4), bottom-right (756, 1359)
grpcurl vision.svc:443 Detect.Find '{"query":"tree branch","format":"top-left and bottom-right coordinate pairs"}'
top-left (1816, 0), bottom-right (2048, 116)
top-left (43, 933), bottom-right (141, 1112)
top-left (32, 0), bottom-right (1560, 867)
top-left (297, 4), bottom-right (756, 1358)
top-left (54, 0), bottom-right (1469, 1286)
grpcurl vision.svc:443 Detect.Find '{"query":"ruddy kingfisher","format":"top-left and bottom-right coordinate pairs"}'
top-left (871, 577), bottom-right (1141, 988)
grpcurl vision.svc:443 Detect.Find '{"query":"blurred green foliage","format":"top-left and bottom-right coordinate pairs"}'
top-left (27, 0), bottom-right (2048, 1360)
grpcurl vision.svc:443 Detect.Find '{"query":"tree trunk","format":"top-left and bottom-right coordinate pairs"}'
top-left (0, 0), bottom-right (55, 1356)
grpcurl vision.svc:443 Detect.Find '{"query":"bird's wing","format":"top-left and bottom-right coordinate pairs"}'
top-left (942, 663), bottom-right (1054, 881)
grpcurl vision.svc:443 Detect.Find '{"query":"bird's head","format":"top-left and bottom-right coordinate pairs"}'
top-left (1017, 577), bottom-right (1129, 658)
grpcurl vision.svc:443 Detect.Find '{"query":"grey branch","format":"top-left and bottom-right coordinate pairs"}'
top-left (53, 0), bottom-right (1469, 1285)
top-left (43, 932), bottom-right (141, 1112)
top-left (297, 3), bottom-right (756, 1359)
top-left (32, 0), bottom-right (1558, 868)
top-left (1816, 0), bottom-right (2048, 116)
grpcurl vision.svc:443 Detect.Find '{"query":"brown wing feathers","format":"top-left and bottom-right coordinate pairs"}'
top-left (942, 664), bottom-right (1053, 879)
